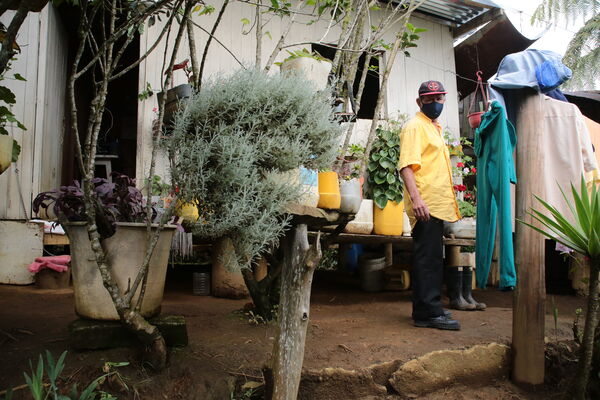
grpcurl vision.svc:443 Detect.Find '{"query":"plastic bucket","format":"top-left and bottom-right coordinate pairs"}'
top-left (192, 272), bottom-right (211, 296)
top-left (359, 254), bottom-right (386, 292)
top-left (373, 201), bottom-right (404, 236)
top-left (317, 171), bottom-right (341, 209)
top-left (339, 178), bottom-right (362, 213)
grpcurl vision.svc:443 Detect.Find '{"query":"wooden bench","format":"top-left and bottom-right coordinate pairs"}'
top-left (311, 231), bottom-right (475, 267)
top-left (311, 232), bottom-right (476, 289)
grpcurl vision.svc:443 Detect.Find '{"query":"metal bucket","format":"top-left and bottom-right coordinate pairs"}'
top-left (192, 272), bottom-right (211, 296)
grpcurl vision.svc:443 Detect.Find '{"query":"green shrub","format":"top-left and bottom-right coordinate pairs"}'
top-left (165, 69), bottom-right (342, 269)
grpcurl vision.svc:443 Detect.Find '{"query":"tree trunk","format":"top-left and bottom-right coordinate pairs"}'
top-left (574, 257), bottom-right (600, 400)
top-left (269, 224), bottom-right (321, 400)
top-left (242, 268), bottom-right (275, 319)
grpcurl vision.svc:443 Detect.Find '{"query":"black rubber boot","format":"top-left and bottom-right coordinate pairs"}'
top-left (445, 266), bottom-right (475, 311)
top-left (462, 266), bottom-right (486, 311)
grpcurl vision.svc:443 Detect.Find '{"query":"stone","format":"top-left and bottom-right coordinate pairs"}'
top-left (69, 315), bottom-right (188, 350)
top-left (389, 343), bottom-right (510, 396)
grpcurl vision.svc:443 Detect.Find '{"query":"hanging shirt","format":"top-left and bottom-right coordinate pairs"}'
top-left (538, 96), bottom-right (597, 224)
top-left (398, 111), bottom-right (460, 228)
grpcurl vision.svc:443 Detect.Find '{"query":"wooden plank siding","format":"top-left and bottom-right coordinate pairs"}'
top-left (136, 3), bottom-right (461, 183)
top-left (0, 5), bottom-right (67, 220)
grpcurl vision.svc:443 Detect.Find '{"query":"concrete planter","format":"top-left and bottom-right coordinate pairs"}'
top-left (444, 217), bottom-right (476, 239)
top-left (344, 199), bottom-right (373, 234)
top-left (65, 222), bottom-right (176, 320)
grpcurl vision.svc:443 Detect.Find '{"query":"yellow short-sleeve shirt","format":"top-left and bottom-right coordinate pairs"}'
top-left (398, 111), bottom-right (460, 227)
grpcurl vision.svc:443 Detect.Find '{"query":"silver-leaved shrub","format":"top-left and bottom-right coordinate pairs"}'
top-left (165, 68), bottom-right (342, 269)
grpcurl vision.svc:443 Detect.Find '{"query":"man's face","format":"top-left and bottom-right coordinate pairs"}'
top-left (416, 93), bottom-right (446, 108)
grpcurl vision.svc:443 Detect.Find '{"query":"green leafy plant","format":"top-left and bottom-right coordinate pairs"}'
top-left (367, 121), bottom-right (405, 209)
top-left (146, 174), bottom-right (171, 197)
top-left (457, 199), bottom-right (476, 218)
top-left (518, 176), bottom-right (600, 400)
top-left (339, 143), bottom-right (365, 180)
top-left (4, 350), bottom-right (127, 400)
top-left (400, 22), bottom-right (427, 57)
top-left (0, 60), bottom-right (27, 163)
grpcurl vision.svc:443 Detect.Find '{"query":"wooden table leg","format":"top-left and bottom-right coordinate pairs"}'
top-left (385, 242), bottom-right (393, 267)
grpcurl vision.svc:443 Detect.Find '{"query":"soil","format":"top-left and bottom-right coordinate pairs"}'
top-left (0, 269), bottom-right (586, 399)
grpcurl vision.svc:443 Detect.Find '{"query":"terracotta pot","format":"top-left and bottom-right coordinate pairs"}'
top-left (373, 200), bottom-right (404, 236)
top-left (468, 112), bottom-right (484, 129)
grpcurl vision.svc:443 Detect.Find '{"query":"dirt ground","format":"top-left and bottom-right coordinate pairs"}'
top-left (0, 269), bottom-right (586, 399)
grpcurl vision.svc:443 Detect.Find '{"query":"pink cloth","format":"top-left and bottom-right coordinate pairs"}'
top-left (28, 255), bottom-right (70, 274)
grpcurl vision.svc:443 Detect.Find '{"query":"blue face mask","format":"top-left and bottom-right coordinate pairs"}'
top-left (421, 101), bottom-right (444, 120)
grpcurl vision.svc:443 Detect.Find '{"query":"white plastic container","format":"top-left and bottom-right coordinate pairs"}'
top-left (344, 199), bottom-right (373, 234)
top-left (444, 217), bottom-right (476, 239)
top-left (339, 178), bottom-right (362, 213)
top-left (299, 167), bottom-right (319, 207)
top-left (279, 57), bottom-right (332, 91)
top-left (402, 210), bottom-right (411, 236)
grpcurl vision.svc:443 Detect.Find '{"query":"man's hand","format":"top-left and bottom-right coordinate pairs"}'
top-left (411, 196), bottom-right (430, 221)
top-left (400, 166), bottom-right (430, 221)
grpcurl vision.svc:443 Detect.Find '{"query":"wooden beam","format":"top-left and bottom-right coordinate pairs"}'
top-left (308, 231), bottom-right (475, 247)
top-left (512, 92), bottom-right (546, 386)
top-left (452, 7), bottom-right (503, 39)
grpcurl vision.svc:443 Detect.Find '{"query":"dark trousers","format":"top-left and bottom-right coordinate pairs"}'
top-left (411, 217), bottom-right (444, 320)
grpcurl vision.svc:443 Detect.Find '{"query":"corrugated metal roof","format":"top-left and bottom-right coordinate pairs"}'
top-left (413, 0), bottom-right (499, 27)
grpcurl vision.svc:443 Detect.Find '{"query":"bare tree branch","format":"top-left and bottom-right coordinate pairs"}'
top-left (198, 0), bottom-right (231, 88)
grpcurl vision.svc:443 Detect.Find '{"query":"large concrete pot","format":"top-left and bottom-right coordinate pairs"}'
top-left (65, 222), bottom-right (176, 320)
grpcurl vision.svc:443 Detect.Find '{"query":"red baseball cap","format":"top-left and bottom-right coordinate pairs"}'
top-left (418, 80), bottom-right (447, 96)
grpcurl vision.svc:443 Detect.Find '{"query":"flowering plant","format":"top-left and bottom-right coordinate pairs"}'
top-left (444, 129), bottom-right (477, 217)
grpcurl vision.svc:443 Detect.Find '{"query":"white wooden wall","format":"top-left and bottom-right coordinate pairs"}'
top-left (0, 4), bottom-right (67, 220)
top-left (137, 3), bottom-right (460, 182)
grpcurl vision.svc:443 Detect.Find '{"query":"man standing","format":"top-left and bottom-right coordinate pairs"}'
top-left (398, 80), bottom-right (461, 330)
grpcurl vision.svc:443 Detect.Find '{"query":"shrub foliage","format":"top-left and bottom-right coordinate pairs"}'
top-left (165, 69), bottom-right (342, 269)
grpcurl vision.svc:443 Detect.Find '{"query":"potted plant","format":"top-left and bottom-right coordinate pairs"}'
top-left (443, 142), bottom-right (477, 239)
top-left (156, 59), bottom-right (193, 126)
top-left (0, 62), bottom-right (25, 175)
top-left (367, 124), bottom-right (404, 235)
top-left (277, 48), bottom-right (332, 91)
top-left (33, 173), bottom-right (176, 320)
top-left (338, 143), bottom-right (365, 214)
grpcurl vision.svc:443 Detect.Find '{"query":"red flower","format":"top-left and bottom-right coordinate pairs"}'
top-left (453, 184), bottom-right (466, 192)
top-left (456, 162), bottom-right (464, 168)
top-left (471, 167), bottom-right (477, 174)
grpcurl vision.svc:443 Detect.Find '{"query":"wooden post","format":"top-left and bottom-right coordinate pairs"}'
top-left (270, 224), bottom-right (321, 400)
top-left (512, 92), bottom-right (546, 385)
